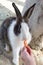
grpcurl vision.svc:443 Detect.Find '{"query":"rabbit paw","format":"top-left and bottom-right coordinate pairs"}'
top-left (12, 58), bottom-right (19, 65)
top-left (4, 44), bottom-right (10, 52)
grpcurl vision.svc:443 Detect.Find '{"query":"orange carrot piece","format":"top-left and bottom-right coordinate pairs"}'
top-left (24, 40), bottom-right (31, 55)
top-left (24, 40), bottom-right (28, 47)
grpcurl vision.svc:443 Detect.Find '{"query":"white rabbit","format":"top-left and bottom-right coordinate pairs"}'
top-left (0, 3), bottom-right (36, 65)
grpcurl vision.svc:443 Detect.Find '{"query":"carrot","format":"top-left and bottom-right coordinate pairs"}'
top-left (24, 40), bottom-right (31, 55)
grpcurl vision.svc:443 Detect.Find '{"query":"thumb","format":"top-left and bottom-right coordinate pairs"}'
top-left (26, 45), bottom-right (32, 55)
top-left (20, 47), bottom-right (31, 61)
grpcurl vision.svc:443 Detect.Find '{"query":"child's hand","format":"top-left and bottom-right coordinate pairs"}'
top-left (20, 47), bottom-right (36, 65)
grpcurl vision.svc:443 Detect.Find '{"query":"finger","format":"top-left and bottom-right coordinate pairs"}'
top-left (19, 47), bottom-right (25, 55)
top-left (26, 46), bottom-right (32, 55)
top-left (20, 47), bottom-right (27, 55)
top-left (21, 47), bottom-right (26, 52)
top-left (20, 49), bottom-right (31, 61)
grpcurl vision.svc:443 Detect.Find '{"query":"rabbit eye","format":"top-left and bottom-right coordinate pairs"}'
top-left (14, 24), bottom-right (21, 36)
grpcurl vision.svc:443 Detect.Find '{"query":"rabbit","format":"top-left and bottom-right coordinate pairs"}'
top-left (0, 2), bottom-right (36, 65)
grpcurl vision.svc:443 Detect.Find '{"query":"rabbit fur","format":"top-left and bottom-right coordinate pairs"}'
top-left (0, 2), bottom-right (36, 65)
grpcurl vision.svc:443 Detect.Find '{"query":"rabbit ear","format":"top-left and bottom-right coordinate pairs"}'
top-left (12, 3), bottom-right (22, 24)
top-left (23, 3), bottom-right (36, 22)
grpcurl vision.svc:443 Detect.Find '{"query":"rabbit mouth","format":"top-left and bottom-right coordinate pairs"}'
top-left (22, 38), bottom-right (31, 44)
top-left (22, 38), bottom-right (29, 43)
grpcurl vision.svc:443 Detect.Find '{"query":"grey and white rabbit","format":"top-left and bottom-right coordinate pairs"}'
top-left (0, 2), bottom-right (36, 65)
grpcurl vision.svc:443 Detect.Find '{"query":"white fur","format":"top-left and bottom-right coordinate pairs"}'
top-left (4, 44), bottom-right (9, 52)
top-left (8, 20), bottom-right (31, 65)
top-left (21, 20), bottom-right (32, 43)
